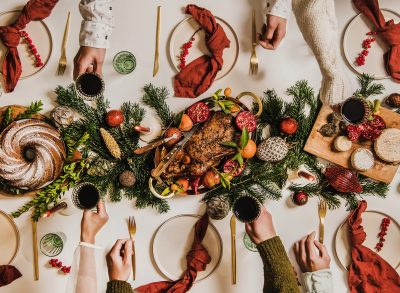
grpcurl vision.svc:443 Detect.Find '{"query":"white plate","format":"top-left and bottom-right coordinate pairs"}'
top-left (335, 210), bottom-right (400, 271)
top-left (169, 16), bottom-right (239, 80)
top-left (343, 9), bottom-right (400, 79)
top-left (152, 214), bottom-right (222, 282)
top-left (0, 10), bottom-right (52, 79)
top-left (0, 210), bottom-right (20, 264)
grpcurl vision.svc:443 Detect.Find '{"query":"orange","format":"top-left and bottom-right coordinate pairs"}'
top-left (175, 178), bottom-right (189, 192)
top-left (179, 114), bottom-right (193, 132)
top-left (229, 104), bottom-right (240, 113)
top-left (224, 87), bottom-right (232, 97)
top-left (240, 139), bottom-right (257, 159)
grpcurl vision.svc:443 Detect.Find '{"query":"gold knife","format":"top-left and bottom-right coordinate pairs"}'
top-left (153, 6), bottom-right (161, 77)
top-left (230, 215), bottom-right (236, 285)
top-left (32, 219), bottom-right (39, 281)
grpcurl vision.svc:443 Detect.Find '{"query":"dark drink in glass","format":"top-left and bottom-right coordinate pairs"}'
top-left (232, 195), bottom-right (262, 223)
top-left (72, 183), bottom-right (100, 210)
top-left (75, 72), bottom-right (105, 101)
top-left (341, 97), bottom-right (370, 125)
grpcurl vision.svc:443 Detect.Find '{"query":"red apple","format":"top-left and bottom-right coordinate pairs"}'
top-left (279, 117), bottom-right (298, 135)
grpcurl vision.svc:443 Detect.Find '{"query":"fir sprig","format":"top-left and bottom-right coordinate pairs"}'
top-left (142, 84), bottom-right (174, 128)
top-left (1, 106), bottom-right (13, 129)
top-left (15, 101), bottom-right (43, 120)
top-left (353, 73), bottom-right (385, 98)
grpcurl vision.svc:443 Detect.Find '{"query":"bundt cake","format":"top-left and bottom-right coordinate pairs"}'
top-left (0, 119), bottom-right (66, 190)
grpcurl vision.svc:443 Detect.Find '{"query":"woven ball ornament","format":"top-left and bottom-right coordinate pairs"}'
top-left (51, 106), bottom-right (74, 129)
top-left (256, 137), bottom-right (288, 162)
top-left (206, 195), bottom-right (230, 220)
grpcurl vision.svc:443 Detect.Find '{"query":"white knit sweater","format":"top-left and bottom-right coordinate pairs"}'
top-left (292, 0), bottom-right (350, 106)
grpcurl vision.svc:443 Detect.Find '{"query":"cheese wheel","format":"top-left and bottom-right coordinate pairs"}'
top-left (334, 136), bottom-right (352, 152)
top-left (351, 148), bottom-right (374, 171)
top-left (374, 128), bottom-right (400, 163)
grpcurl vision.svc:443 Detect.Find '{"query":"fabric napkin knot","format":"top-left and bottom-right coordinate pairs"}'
top-left (0, 265), bottom-right (22, 287)
top-left (347, 200), bottom-right (400, 293)
top-left (135, 214), bottom-right (212, 293)
top-left (353, 0), bottom-right (400, 82)
top-left (0, 0), bottom-right (58, 93)
top-left (174, 5), bottom-right (230, 98)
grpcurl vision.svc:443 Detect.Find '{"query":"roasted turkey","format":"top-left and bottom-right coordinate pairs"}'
top-left (162, 112), bottom-right (237, 179)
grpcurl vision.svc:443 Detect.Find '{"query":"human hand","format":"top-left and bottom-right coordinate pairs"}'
top-left (294, 231), bottom-right (331, 272)
top-left (258, 15), bottom-right (287, 50)
top-left (245, 206), bottom-right (277, 244)
top-left (73, 46), bottom-right (106, 79)
top-left (80, 200), bottom-right (109, 244)
top-left (106, 239), bottom-right (133, 281)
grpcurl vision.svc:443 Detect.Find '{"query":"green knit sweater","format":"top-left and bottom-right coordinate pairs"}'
top-left (257, 236), bottom-right (300, 293)
top-left (106, 236), bottom-right (299, 293)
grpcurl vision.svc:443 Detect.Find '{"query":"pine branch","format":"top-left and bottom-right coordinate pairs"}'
top-left (1, 106), bottom-right (13, 129)
top-left (142, 84), bottom-right (174, 128)
top-left (353, 73), bottom-right (385, 98)
top-left (15, 101), bottom-right (43, 120)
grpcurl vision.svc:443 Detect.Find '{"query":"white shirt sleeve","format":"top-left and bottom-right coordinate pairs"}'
top-left (79, 0), bottom-right (114, 48)
top-left (66, 242), bottom-right (108, 293)
top-left (301, 269), bottom-right (334, 293)
top-left (265, 0), bottom-right (292, 19)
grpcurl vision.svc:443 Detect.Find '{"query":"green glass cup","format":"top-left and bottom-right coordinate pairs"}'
top-left (113, 51), bottom-right (136, 74)
top-left (40, 232), bottom-right (66, 257)
top-left (243, 233), bottom-right (257, 252)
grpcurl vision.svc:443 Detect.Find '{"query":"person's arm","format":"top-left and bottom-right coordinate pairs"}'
top-left (294, 232), bottom-right (333, 293)
top-left (259, 0), bottom-right (292, 50)
top-left (106, 239), bottom-right (133, 293)
top-left (246, 207), bottom-right (300, 293)
top-left (74, 0), bottom-right (114, 79)
top-left (66, 201), bottom-right (109, 293)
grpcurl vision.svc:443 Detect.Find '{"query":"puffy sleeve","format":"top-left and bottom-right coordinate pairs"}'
top-left (66, 242), bottom-right (108, 293)
top-left (301, 269), bottom-right (334, 293)
top-left (79, 0), bottom-right (114, 48)
top-left (265, 0), bottom-right (292, 19)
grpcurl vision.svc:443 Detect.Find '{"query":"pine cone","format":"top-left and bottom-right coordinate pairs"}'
top-left (100, 128), bottom-right (122, 159)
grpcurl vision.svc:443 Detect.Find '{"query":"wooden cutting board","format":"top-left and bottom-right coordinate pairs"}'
top-left (304, 105), bottom-right (400, 184)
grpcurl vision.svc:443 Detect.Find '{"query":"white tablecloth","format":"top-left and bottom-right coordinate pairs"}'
top-left (0, 1), bottom-right (399, 292)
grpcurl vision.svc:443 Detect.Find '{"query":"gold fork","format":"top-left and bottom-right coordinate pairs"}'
top-left (57, 12), bottom-right (70, 76)
top-left (128, 216), bottom-right (136, 280)
top-left (318, 200), bottom-right (327, 244)
top-left (250, 10), bottom-right (258, 75)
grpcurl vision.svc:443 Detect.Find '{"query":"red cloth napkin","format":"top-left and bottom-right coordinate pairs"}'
top-left (347, 200), bottom-right (400, 292)
top-left (0, 0), bottom-right (58, 93)
top-left (135, 214), bottom-right (211, 293)
top-left (174, 5), bottom-right (230, 98)
top-left (0, 265), bottom-right (22, 287)
top-left (353, 0), bottom-right (400, 82)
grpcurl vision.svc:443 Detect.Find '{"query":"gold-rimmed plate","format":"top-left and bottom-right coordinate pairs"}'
top-left (343, 9), bottom-right (400, 79)
top-left (0, 209), bottom-right (20, 264)
top-left (0, 10), bottom-right (52, 79)
top-left (152, 214), bottom-right (223, 282)
top-left (169, 16), bottom-right (239, 80)
top-left (335, 210), bottom-right (400, 271)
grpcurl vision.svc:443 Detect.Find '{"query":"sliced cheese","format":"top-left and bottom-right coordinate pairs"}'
top-left (374, 128), bottom-right (400, 163)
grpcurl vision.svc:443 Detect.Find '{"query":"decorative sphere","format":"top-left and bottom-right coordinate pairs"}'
top-left (292, 191), bottom-right (309, 206)
top-left (279, 117), bottom-right (298, 135)
top-left (119, 170), bottom-right (136, 187)
top-left (106, 110), bottom-right (124, 127)
top-left (51, 106), bottom-right (74, 129)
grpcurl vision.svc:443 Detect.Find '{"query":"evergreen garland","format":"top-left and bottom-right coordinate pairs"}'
top-left (54, 85), bottom-right (169, 213)
top-left (6, 75), bottom-right (391, 220)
